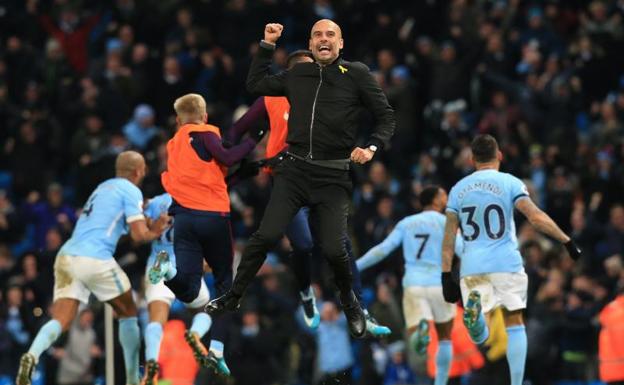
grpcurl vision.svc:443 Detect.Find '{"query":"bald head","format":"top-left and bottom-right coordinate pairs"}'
top-left (116, 151), bottom-right (147, 185)
top-left (309, 19), bottom-right (344, 65)
top-left (311, 19), bottom-right (342, 38)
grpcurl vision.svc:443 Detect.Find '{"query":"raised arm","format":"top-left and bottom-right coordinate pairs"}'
top-left (515, 197), bottom-right (568, 242)
top-left (246, 24), bottom-right (288, 96)
top-left (226, 97), bottom-right (269, 143)
top-left (356, 223), bottom-right (403, 271)
top-left (515, 197), bottom-right (581, 259)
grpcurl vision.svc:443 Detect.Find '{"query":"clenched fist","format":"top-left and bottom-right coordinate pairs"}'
top-left (264, 23), bottom-right (284, 44)
top-left (350, 147), bottom-right (375, 164)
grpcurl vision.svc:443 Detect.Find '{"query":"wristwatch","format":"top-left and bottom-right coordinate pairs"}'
top-left (368, 145), bottom-right (378, 153)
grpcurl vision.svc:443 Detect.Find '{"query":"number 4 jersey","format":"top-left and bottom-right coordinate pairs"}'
top-left (447, 169), bottom-right (529, 277)
top-left (59, 178), bottom-right (145, 260)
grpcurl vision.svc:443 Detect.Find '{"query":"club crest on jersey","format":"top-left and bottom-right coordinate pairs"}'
top-left (339, 65), bottom-right (348, 74)
top-left (283, 112), bottom-right (289, 121)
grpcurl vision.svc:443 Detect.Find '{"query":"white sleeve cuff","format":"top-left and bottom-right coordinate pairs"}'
top-left (126, 214), bottom-right (145, 224)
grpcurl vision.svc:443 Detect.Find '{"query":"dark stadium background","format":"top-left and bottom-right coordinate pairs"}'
top-left (1, 0), bottom-right (624, 384)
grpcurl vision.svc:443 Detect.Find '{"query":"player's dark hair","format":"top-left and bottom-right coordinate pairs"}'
top-left (420, 185), bottom-right (441, 207)
top-left (286, 49), bottom-right (314, 68)
top-left (471, 134), bottom-right (499, 163)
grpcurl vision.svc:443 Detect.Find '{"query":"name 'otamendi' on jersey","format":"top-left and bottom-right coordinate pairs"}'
top-left (447, 169), bottom-right (529, 277)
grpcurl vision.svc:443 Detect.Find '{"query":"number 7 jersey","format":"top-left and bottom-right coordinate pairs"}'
top-left (357, 210), bottom-right (464, 287)
top-left (447, 169), bottom-right (529, 277)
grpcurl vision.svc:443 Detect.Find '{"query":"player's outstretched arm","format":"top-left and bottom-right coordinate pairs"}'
top-left (515, 197), bottom-right (581, 260)
top-left (356, 224), bottom-right (403, 271)
top-left (441, 212), bottom-right (461, 303)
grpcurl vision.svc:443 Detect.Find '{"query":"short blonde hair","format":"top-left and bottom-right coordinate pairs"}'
top-left (173, 93), bottom-right (207, 124)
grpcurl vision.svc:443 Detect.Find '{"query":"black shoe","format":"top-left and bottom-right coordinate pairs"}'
top-left (204, 291), bottom-right (241, 316)
top-left (340, 292), bottom-right (366, 338)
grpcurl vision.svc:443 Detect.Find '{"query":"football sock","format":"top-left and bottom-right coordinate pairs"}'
top-left (119, 317), bottom-right (140, 385)
top-left (144, 322), bottom-right (163, 362)
top-left (506, 325), bottom-right (527, 385)
top-left (190, 313), bottom-right (212, 338)
top-left (28, 319), bottom-right (62, 360)
top-left (434, 340), bottom-right (452, 385)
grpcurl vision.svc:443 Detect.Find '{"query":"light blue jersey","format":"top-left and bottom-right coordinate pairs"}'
top-left (357, 210), bottom-right (463, 287)
top-left (59, 178), bottom-right (144, 260)
top-left (447, 169), bottom-right (529, 277)
top-left (144, 193), bottom-right (174, 267)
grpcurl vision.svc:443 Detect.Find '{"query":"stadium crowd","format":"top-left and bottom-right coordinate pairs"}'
top-left (1, 0), bottom-right (624, 384)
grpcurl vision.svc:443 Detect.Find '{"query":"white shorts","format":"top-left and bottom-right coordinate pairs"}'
top-left (54, 255), bottom-right (131, 304)
top-left (403, 286), bottom-right (456, 327)
top-left (144, 273), bottom-right (210, 309)
top-left (460, 271), bottom-right (528, 313)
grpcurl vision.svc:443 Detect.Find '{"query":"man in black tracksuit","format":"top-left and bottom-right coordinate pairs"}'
top-left (207, 19), bottom-right (395, 338)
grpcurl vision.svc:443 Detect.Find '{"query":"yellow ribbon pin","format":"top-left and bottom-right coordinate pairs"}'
top-left (338, 65), bottom-right (348, 74)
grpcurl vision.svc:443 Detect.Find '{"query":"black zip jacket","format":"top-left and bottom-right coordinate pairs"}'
top-left (247, 42), bottom-right (396, 160)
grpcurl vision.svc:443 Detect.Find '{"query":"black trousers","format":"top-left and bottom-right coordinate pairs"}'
top-left (232, 156), bottom-right (354, 301)
top-left (165, 210), bottom-right (233, 343)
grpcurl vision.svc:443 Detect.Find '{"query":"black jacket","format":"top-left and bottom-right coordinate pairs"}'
top-left (247, 43), bottom-right (395, 160)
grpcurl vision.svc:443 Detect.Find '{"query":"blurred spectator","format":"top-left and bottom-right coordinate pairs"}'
top-left (54, 308), bottom-right (102, 385)
top-left (0, 246), bottom-right (15, 290)
top-left (383, 341), bottom-right (416, 385)
top-left (0, 190), bottom-right (24, 244)
top-left (228, 308), bottom-right (280, 385)
top-left (155, 56), bottom-right (187, 125)
top-left (369, 283), bottom-right (403, 343)
top-left (590, 100), bottom-right (624, 147)
top-left (478, 90), bottom-right (521, 144)
top-left (4, 121), bottom-right (47, 197)
top-left (37, 5), bottom-right (101, 74)
top-left (601, 204), bottom-right (624, 258)
top-left (122, 104), bottom-right (161, 151)
top-left (316, 301), bottom-right (354, 385)
top-left (0, 285), bottom-right (35, 377)
top-left (19, 252), bottom-right (51, 308)
top-left (70, 113), bottom-right (110, 203)
top-left (22, 184), bottom-right (76, 250)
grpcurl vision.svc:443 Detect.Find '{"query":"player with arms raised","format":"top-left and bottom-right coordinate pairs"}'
top-left (441, 135), bottom-right (581, 385)
top-left (357, 186), bottom-right (462, 385)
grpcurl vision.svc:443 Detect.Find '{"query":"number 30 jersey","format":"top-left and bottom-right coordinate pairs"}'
top-left (357, 210), bottom-right (464, 287)
top-left (447, 169), bottom-right (529, 277)
top-left (144, 193), bottom-right (174, 268)
top-left (59, 178), bottom-right (145, 260)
